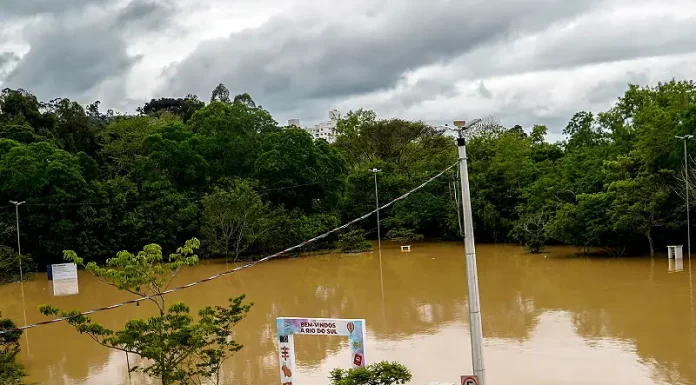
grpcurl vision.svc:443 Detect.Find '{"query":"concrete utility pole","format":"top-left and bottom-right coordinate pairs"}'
top-left (9, 200), bottom-right (26, 282)
top-left (452, 119), bottom-right (485, 384)
top-left (676, 135), bottom-right (693, 264)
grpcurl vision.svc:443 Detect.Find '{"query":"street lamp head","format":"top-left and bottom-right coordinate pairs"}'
top-left (370, 168), bottom-right (381, 173)
top-left (687, 135), bottom-right (694, 139)
top-left (676, 135), bottom-right (694, 140)
top-left (9, 201), bottom-right (25, 205)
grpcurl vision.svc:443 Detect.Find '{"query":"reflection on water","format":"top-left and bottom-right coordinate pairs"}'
top-left (670, 258), bottom-right (685, 273)
top-left (0, 243), bottom-right (694, 385)
top-left (51, 278), bottom-right (79, 296)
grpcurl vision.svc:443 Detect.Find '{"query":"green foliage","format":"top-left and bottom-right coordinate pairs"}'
top-left (510, 211), bottom-right (549, 253)
top-left (0, 312), bottom-right (27, 385)
top-left (41, 239), bottom-right (252, 385)
top-left (254, 128), bottom-right (346, 213)
top-left (0, 246), bottom-right (35, 284)
top-left (385, 228), bottom-right (424, 245)
top-left (202, 179), bottom-right (273, 260)
top-left (63, 238), bottom-right (200, 314)
top-left (2, 79), bottom-right (696, 263)
top-left (329, 361), bottom-right (412, 385)
top-left (547, 193), bottom-right (613, 254)
top-left (338, 229), bottom-right (372, 253)
top-left (40, 297), bottom-right (251, 385)
top-left (608, 172), bottom-right (672, 256)
top-left (137, 95), bottom-right (205, 122)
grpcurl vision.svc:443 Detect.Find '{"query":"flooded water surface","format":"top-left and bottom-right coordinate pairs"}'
top-left (1, 242), bottom-right (694, 385)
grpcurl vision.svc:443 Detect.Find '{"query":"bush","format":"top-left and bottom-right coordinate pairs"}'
top-left (385, 228), bottom-right (424, 245)
top-left (329, 361), bottom-right (411, 385)
top-left (338, 229), bottom-right (372, 253)
top-left (0, 312), bottom-right (27, 385)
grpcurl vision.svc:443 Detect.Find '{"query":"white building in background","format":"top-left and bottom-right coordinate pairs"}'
top-left (287, 109), bottom-right (340, 143)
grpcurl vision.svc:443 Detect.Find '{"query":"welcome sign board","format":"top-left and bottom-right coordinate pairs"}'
top-left (277, 317), bottom-right (366, 385)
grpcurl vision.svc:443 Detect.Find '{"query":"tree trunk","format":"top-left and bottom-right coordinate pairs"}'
top-left (646, 230), bottom-right (654, 257)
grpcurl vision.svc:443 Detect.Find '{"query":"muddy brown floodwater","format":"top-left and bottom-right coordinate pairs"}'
top-left (0, 242), bottom-right (694, 385)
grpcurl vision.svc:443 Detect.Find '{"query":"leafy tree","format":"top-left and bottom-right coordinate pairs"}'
top-left (608, 172), bottom-right (672, 256)
top-left (0, 88), bottom-right (48, 131)
top-left (338, 229), bottom-right (372, 253)
top-left (547, 193), bottom-right (613, 254)
top-left (335, 109), bottom-right (377, 168)
top-left (210, 83), bottom-right (230, 103)
top-left (39, 238), bottom-right (253, 385)
top-left (510, 211), bottom-right (550, 253)
top-left (336, 112), bottom-right (453, 177)
top-left (139, 122), bottom-right (209, 190)
top-left (138, 95), bottom-right (205, 122)
top-left (0, 246), bottom-right (35, 284)
top-left (0, 141), bottom-right (90, 264)
top-left (97, 116), bottom-right (165, 177)
top-left (255, 128), bottom-right (346, 213)
top-left (202, 179), bottom-right (272, 260)
top-left (232, 93), bottom-right (256, 108)
top-left (188, 100), bottom-right (276, 181)
top-left (0, 312), bottom-right (27, 385)
top-left (0, 123), bottom-right (43, 144)
top-left (260, 210), bottom-right (340, 254)
top-left (329, 361), bottom-right (411, 385)
top-left (42, 98), bottom-right (98, 155)
top-left (385, 189), bottom-right (452, 239)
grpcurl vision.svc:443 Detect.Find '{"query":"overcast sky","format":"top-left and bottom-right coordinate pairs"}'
top-left (1, 0), bottom-right (696, 138)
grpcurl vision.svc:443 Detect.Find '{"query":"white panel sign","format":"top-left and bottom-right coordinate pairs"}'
top-left (52, 263), bottom-right (78, 281)
top-left (52, 278), bottom-right (79, 296)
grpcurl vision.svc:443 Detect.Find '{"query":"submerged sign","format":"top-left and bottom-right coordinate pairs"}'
top-left (48, 263), bottom-right (79, 296)
top-left (48, 263), bottom-right (78, 281)
top-left (277, 317), bottom-right (366, 384)
top-left (52, 278), bottom-right (79, 296)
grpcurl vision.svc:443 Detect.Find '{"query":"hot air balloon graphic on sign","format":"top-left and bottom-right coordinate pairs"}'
top-left (346, 322), bottom-right (355, 334)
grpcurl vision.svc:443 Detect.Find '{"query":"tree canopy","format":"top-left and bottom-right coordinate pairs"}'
top-left (0, 80), bottom-right (695, 263)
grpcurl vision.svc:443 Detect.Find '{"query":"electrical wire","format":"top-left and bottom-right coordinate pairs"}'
top-left (15, 180), bottom-right (332, 207)
top-left (0, 161), bottom-right (458, 334)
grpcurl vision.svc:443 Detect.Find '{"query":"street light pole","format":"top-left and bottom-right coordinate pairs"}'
top-left (371, 168), bottom-right (382, 251)
top-left (371, 168), bottom-right (386, 321)
top-left (451, 119), bottom-right (485, 384)
top-left (677, 135), bottom-right (693, 264)
top-left (9, 200), bottom-right (26, 282)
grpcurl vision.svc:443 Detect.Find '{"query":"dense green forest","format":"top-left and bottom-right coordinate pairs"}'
top-left (0, 80), bottom-right (695, 268)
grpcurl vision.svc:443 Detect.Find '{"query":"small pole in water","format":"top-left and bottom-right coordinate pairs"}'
top-left (676, 134), bottom-right (693, 264)
top-left (371, 168), bottom-right (386, 321)
top-left (10, 200), bottom-right (30, 353)
top-left (371, 168), bottom-right (382, 253)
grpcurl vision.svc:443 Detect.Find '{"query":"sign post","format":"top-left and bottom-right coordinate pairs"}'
top-left (277, 317), bottom-right (366, 385)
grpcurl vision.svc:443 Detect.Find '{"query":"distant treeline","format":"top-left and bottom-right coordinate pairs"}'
top-left (0, 80), bottom-right (694, 266)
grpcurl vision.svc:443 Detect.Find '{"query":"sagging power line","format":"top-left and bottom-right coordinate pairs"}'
top-left (0, 161), bottom-right (457, 334)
